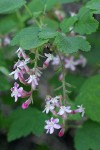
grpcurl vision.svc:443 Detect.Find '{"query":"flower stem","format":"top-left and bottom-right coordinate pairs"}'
top-left (16, 10), bottom-right (24, 28)
top-left (56, 51), bottom-right (68, 105)
top-left (24, 4), bottom-right (41, 28)
top-left (34, 49), bottom-right (39, 69)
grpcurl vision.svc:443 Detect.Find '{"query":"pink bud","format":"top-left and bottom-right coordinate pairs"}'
top-left (59, 73), bottom-right (63, 81)
top-left (58, 128), bottom-right (64, 137)
top-left (43, 60), bottom-right (49, 68)
top-left (22, 99), bottom-right (31, 109)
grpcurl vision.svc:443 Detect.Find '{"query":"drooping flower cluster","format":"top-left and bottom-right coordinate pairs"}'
top-left (10, 47), bottom-right (43, 108)
top-left (43, 95), bottom-right (85, 136)
top-left (10, 48), bottom-right (85, 137)
top-left (10, 48), bottom-right (54, 109)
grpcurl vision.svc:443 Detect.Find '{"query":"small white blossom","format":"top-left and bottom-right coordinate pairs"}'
top-left (76, 105), bottom-right (85, 117)
top-left (43, 53), bottom-right (54, 67)
top-left (70, 12), bottom-right (76, 17)
top-left (9, 68), bottom-right (21, 80)
top-left (45, 117), bottom-right (61, 134)
top-left (50, 96), bottom-right (60, 105)
top-left (54, 10), bottom-right (65, 21)
top-left (27, 75), bottom-right (38, 89)
top-left (3, 36), bottom-right (10, 46)
top-left (17, 59), bottom-right (30, 68)
top-left (43, 101), bottom-right (54, 114)
top-left (32, 68), bottom-right (42, 77)
top-left (58, 106), bottom-right (72, 115)
top-left (16, 47), bottom-right (29, 60)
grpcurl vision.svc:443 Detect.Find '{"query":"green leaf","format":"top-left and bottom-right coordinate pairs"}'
top-left (28, 0), bottom-right (79, 12)
top-left (54, 33), bottom-right (91, 54)
top-left (0, 0), bottom-right (26, 14)
top-left (0, 66), bottom-right (10, 76)
top-left (75, 120), bottom-right (100, 150)
top-left (8, 108), bottom-right (49, 141)
top-left (44, 18), bottom-right (59, 30)
top-left (83, 31), bottom-right (100, 66)
top-left (28, 0), bottom-right (44, 13)
top-left (46, 0), bottom-right (79, 10)
top-left (74, 7), bottom-right (99, 34)
top-left (0, 17), bottom-right (17, 34)
top-left (39, 27), bottom-right (57, 39)
top-left (11, 27), bottom-right (48, 49)
top-left (0, 111), bottom-right (10, 129)
top-left (0, 74), bottom-right (10, 91)
top-left (65, 74), bottom-right (87, 94)
top-left (75, 74), bottom-right (100, 123)
top-left (58, 0), bottom-right (79, 3)
top-left (60, 16), bottom-right (78, 33)
top-left (86, 0), bottom-right (100, 13)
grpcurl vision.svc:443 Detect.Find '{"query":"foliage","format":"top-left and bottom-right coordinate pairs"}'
top-left (75, 74), bottom-right (100, 123)
top-left (75, 120), bottom-right (100, 150)
top-left (8, 108), bottom-right (49, 141)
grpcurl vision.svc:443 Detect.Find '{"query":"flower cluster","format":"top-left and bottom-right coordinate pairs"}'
top-left (10, 48), bottom-right (85, 137)
top-left (10, 48), bottom-right (54, 109)
top-left (43, 95), bottom-right (85, 136)
top-left (52, 54), bottom-right (87, 81)
top-left (52, 55), bottom-right (87, 71)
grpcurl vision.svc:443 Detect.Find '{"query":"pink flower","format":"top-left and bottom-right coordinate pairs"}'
top-left (16, 47), bottom-right (29, 60)
top-left (64, 56), bottom-right (79, 71)
top-left (59, 73), bottom-right (63, 81)
top-left (27, 75), bottom-right (38, 89)
top-left (52, 55), bottom-right (60, 66)
top-left (43, 101), bottom-right (54, 114)
top-left (9, 68), bottom-right (27, 84)
top-left (22, 99), bottom-right (31, 109)
top-left (54, 10), bottom-right (65, 21)
top-left (11, 82), bottom-right (32, 102)
top-left (3, 36), bottom-right (10, 46)
top-left (17, 59), bottom-right (30, 69)
top-left (75, 105), bottom-right (85, 117)
top-left (58, 106), bottom-right (72, 115)
top-left (77, 55), bottom-right (87, 67)
top-left (50, 96), bottom-right (60, 107)
top-left (43, 53), bottom-right (54, 68)
top-left (58, 128), bottom-right (65, 137)
top-left (45, 117), bottom-right (61, 134)
top-left (11, 82), bottom-right (23, 102)
top-left (9, 68), bottom-right (23, 80)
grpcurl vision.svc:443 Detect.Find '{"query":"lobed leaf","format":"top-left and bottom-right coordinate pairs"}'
top-left (39, 27), bottom-right (57, 39)
top-left (86, 0), bottom-right (100, 13)
top-left (0, 0), bottom-right (26, 14)
top-left (74, 7), bottom-right (99, 34)
top-left (11, 27), bottom-right (48, 49)
top-left (60, 16), bottom-right (78, 33)
top-left (8, 108), bottom-right (49, 141)
top-left (54, 33), bottom-right (91, 54)
top-left (75, 74), bottom-right (100, 123)
top-left (75, 120), bottom-right (100, 150)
